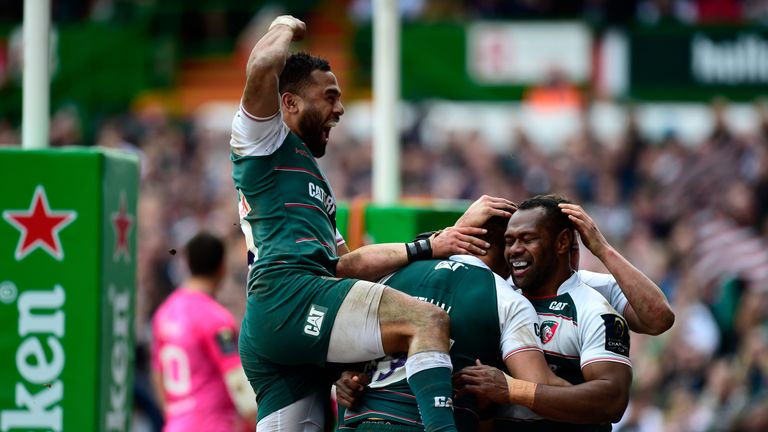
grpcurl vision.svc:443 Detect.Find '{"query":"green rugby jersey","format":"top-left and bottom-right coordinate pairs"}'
top-left (231, 108), bottom-right (341, 289)
top-left (342, 255), bottom-right (540, 431)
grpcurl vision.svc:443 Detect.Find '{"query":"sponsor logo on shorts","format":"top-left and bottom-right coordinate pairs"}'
top-left (434, 396), bottom-right (453, 409)
top-left (303, 304), bottom-right (327, 337)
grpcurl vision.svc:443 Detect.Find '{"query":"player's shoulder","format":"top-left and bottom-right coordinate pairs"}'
top-left (494, 275), bottom-right (536, 316)
top-left (152, 289), bottom-right (183, 319)
top-left (565, 274), bottom-right (618, 314)
top-left (577, 270), bottom-right (616, 288)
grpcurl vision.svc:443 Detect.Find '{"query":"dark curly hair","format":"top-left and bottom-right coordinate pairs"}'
top-left (517, 194), bottom-right (574, 235)
top-left (278, 52), bottom-right (331, 95)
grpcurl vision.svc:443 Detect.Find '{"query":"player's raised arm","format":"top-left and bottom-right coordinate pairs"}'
top-left (241, 15), bottom-right (306, 118)
top-left (560, 203), bottom-right (675, 335)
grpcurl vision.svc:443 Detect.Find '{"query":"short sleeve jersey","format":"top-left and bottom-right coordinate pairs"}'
top-left (341, 255), bottom-right (541, 429)
top-left (151, 289), bottom-right (241, 432)
top-left (496, 272), bottom-right (632, 432)
top-left (230, 107), bottom-right (342, 288)
top-left (577, 270), bottom-right (628, 316)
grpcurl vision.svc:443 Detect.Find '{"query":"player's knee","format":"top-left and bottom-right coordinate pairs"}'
top-left (419, 303), bottom-right (450, 332)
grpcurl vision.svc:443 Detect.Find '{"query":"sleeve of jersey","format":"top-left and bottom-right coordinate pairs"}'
top-left (497, 286), bottom-right (542, 360)
top-left (202, 320), bottom-right (243, 374)
top-left (579, 301), bottom-right (632, 369)
top-left (580, 270), bottom-right (629, 316)
top-left (335, 228), bottom-right (346, 247)
top-left (230, 106), bottom-right (291, 157)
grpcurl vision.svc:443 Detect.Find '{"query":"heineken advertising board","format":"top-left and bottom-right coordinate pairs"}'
top-left (0, 148), bottom-right (138, 431)
top-left (630, 25), bottom-right (768, 101)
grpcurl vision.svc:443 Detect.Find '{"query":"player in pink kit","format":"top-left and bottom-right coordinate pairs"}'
top-left (151, 233), bottom-right (257, 432)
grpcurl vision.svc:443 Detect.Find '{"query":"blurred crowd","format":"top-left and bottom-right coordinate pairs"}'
top-left (3, 96), bottom-right (767, 431)
top-left (2, 0), bottom-right (766, 31)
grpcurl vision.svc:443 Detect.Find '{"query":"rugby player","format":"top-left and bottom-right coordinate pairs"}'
top-left (231, 15), bottom-right (492, 431)
top-left (151, 233), bottom-right (257, 432)
top-left (455, 195), bottom-right (635, 431)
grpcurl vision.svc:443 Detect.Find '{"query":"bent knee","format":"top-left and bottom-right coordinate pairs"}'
top-left (416, 302), bottom-right (450, 330)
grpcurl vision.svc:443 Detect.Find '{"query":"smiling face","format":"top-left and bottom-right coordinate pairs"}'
top-left (291, 70), bottom-right (344, 157)
top-left (504, 207), bottom-right (559, 293)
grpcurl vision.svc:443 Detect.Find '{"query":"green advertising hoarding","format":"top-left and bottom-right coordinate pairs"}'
top-left (629, 25), bottom-right (768, 101)
top-left (364, 204), bottom-right (467, 244)
top-left (0, 148), bottom-right (138, 431)
top-left (353, 22), bottom-right (591, 101)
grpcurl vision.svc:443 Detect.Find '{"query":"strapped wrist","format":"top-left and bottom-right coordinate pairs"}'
top-left (269, 16), bottom-right (298, 33)
top-left (505, 375), bottom-right (537, 408)
top-left (405, 239), bottom-right (432, 263)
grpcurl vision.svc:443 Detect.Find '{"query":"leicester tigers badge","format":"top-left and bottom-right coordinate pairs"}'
top-left (540, 320), bottom-right (559, 344)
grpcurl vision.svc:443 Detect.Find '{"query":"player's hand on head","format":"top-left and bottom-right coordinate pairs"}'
top-left (335, 371), bottom-right (369, 409)
top-left (452, 360), bottom-right (509, 405)
top-left (268, 15), bottom-right (306, 41)
top-left (431, 226), bottom-right (490, 257)
top-left (455, 195), bottom-right (517, 228)
top-left (559, 203), bottom-right (610, 259)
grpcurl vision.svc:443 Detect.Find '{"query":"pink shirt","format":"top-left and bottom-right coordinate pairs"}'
top-left (151, 289), bottom-right (242, 432)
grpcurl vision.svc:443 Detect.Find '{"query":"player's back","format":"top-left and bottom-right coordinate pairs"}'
top-left (151, 289), bottom-right (239, 432)
top-left (342, 256), bottom-right (507, 430)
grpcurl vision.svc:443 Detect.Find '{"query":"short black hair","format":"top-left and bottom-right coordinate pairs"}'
top-left (279, 52), bottom-right (331, 95)
top-left (185, 232), bottom-right (225, 277)
top-left (482, 215), bottom-right (511, 250)
top-left (517, 194), bottom-right (574, 234)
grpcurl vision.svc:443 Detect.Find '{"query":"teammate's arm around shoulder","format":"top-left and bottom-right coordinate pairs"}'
top-left (241, 15), bottom-right (306, 118)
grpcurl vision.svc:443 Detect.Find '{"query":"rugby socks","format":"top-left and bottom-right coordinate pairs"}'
top-left (405, 351), bottom-right (457, 432)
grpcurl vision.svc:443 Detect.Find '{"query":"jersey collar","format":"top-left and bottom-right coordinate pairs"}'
top-left (449, 254), bottom-right (489, 271)
top-left (556, 271), bottom-right (581, 296)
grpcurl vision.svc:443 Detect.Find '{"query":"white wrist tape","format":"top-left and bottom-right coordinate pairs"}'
top-left (269, 16), bottom-right (299, 33)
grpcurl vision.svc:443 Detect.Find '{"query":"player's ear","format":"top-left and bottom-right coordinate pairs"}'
top-left (282, 92), bottom-right (301, 114)
top-left (555, 228), bottom-right (572, 256)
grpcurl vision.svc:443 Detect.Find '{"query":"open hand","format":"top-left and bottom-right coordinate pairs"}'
top-left (559, 203), bottom-right (610, 260)
top-left (431, 226), bottom-right (490, 257)
top-left (455, 195), bottom-right (517, 228)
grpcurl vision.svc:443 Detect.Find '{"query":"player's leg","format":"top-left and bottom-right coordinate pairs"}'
top-left (327, 281), bottom-right (456, 432)
top-left (257, 392), bottom-right (326, 432)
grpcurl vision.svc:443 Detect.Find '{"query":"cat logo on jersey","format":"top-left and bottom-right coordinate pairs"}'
top-left (540, 320), bottom-right (559, 344)
top-left (434, 261), bottom-right (466, 272)
top-left (549, 301), bottom-right (568, 311)
top-left (308, 183), bottom-right (336, 215)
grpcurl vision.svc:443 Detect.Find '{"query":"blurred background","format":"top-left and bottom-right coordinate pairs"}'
top-left (1, 0), bottom-right (768, 431)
